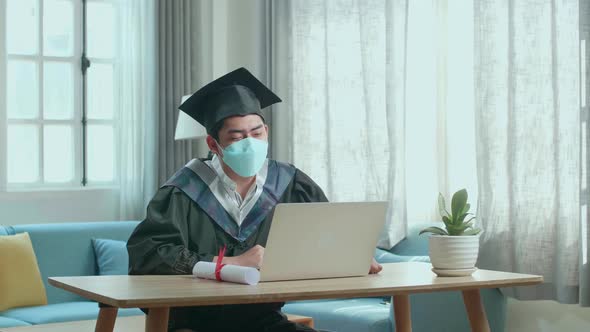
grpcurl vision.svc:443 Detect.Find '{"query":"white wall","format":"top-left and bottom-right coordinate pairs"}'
top-left (225, 0), bottom-right (267, 78)
top-left (212, 0), bottom-right (267, 79)
top-left (0, 189), bottom-right (120, 224)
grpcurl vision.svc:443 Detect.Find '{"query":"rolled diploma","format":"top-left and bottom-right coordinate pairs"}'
top-left (193, 261), bottom-right (260, 285)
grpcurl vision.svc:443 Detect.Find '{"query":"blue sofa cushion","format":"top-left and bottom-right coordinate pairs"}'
top-left (388, 223), bottom-right (435, 256)
top-left (92, 239), bottom-right (128, 275)
top-left (0, 316), bottom-right (30, 328)
top-left (374, 248), bottom-right (430, 264)
top-left (0, 301), bottom-right (143, 325)
top-left (2, 221), bottom-right (139, 304)
top-left (284, 298), bottom-right (391, 332)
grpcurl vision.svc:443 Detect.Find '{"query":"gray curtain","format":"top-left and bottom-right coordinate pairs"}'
top-left (157, 0), bottom-right (213, 185)
top-left (580, 0), bottom-right (590, 307)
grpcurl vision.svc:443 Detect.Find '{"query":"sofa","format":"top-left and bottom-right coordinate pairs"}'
top-left (0, 221), bottom-right (506, 331)
top-left (0, 221), bottom-right (144, 328)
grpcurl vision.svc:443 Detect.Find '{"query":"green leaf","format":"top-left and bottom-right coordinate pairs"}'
top-left (457, 212), bottom-right (474, 223)
top-left (447, 224), bottom-right (468, 235)
top-left (438, 193), bottom-right (450, 218)
top-left (446, 227), bottom-right (460, 236)
top-left (461, 203), bottom-right (471, 215)
top-left (446, 220), bottom-right (479, 235)
top-left (453, 223), bottom-right (471, 231)
top-left (448, 212), bottom-right (458, 226)
top-left (462, 221), bottom-right (473, 229)
top-left (442, 215), bottom-right (452, 228)
top-left (464, 216), bottom-right (476, 224)
top-left (462, 228), bottom-right (482, 236)
top-left (419, 227), bottom-right (449, 236)
top-left (451, 189), bottom-right (468, 221)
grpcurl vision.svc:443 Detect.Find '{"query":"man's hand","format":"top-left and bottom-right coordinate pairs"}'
top-left (223, 245), bottom-right (265, 269)
top-left (369, 258), bottom-right (382, 274)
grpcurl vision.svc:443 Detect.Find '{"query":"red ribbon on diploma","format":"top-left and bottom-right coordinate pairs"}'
top-left (215, 245), bottom-right (227, 281)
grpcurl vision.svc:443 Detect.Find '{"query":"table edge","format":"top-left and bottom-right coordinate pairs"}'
top-left (49, 275), bottom-right (543, 308)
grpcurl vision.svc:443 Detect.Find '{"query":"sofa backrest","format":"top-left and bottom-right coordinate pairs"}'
top-left (389, 222), bottom-right (439, 256)
top-left (0, 221), bottom-right (139, 304)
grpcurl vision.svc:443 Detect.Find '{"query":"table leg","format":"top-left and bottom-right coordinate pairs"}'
top-left (393, 294), bottom-right (412, 332)
top-left (145, 307), bottom-right (170, 332)
top-left (95, 306), bottom-right (118, 332)
top-left (462, 289), bottom-right (491, 332)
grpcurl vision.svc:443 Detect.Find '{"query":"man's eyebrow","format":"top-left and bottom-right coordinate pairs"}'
top-left (227, 124), bottom-right (264, 134)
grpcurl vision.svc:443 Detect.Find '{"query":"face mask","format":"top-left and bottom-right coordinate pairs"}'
top-left (217, 137), bottom-right (268, 177)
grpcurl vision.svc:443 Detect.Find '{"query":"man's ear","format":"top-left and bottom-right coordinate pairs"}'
top-left (206, 135), bottom-right (221, 155)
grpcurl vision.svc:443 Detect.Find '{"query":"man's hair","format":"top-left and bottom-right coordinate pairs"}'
top-left (209, 120), bottom-right (225, 141)
top-left (209, 114), bottom-right (266, 141)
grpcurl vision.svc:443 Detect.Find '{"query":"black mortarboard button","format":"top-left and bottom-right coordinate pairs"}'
top-left (178, 67), bottom-right (281, 134)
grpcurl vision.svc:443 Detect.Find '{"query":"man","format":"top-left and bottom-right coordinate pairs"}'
top-left (127, 68), bottom-right (382, 332)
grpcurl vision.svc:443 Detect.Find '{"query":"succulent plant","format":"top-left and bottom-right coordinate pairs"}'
top-left (419, 189), bottom-right (481, 236)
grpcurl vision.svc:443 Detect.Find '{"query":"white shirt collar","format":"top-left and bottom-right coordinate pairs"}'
top-left (204, 155), bottom-right (268, 226)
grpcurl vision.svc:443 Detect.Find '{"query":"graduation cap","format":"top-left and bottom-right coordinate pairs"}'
top-left (178, 67), bottom-right (281, 134)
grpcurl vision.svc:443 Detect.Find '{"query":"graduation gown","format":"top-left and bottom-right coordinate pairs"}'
top-left (127, 158), bottom-right (327, 331)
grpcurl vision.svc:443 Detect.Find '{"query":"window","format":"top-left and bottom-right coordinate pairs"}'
top-left (2, 0), bottom-right (118, 189)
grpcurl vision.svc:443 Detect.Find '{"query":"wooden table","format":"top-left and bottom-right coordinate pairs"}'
top-left (48, 262), bottom-right (543, 332)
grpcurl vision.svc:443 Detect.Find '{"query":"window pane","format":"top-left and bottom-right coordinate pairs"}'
top-left (44, 125), bottom-right (74, 182)
top-left (7, 60), bottom-right (39, 119)
top-left (43, 0), bottom-right (74, 57)
top-left (87, 2), bottom-right (115, 58)
top-left (6, 0), bottom-right (39, 55)
top-left (87, 64), bottom-right (114, 119)
top-left (44, 62), bottom-right (74, 119)
top-left (8, 125), bottom-right (40, 183)
top-left (87, 125), bottom-right (114, 182)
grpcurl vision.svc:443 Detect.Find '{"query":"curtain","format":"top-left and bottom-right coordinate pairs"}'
top-left (271, 0), bottom-right (478, 249)
top-left (271, 0), bottom-right (405, 248)
top-left (581, 0), bottom-right (590, 307)
top-left (579, 1), bottom-right (590, 307)
top-left (474, 0), bottom-right (587, 305)
top-left (156, 0), bottom-right (213, 186)
top-left (117, 0), bottom-right (157, 220)
top-left (118, 0), bottom-right (215, 219)
top-left (272, 0), bottom-right (587, 305)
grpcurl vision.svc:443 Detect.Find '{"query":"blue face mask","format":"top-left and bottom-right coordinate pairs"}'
top-left (217, 137), bottom-right (268, 177)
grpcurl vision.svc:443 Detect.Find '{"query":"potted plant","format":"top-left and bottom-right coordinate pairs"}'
top-left (419, 189), bottom-right (482, 277)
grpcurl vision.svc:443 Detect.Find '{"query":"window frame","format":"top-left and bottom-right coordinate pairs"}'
top-left (83, 0), bottom-right (119, 187)
top-left (2, 0), bottom-right (119, 191)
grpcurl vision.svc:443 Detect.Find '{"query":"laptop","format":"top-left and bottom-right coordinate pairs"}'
top-left (259, 201), bottom-right (388, 282)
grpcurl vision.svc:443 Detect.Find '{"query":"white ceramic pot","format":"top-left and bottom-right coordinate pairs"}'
top-left (428, 234), bottom-right (481, 270)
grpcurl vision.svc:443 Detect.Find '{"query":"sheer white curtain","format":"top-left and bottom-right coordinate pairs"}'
top-left (271, 0), bottom-right (477, 249)
top-left (474, 0), bottom-right (587, 304)
top-left (273, 0), bottom-right (587, 305)
top-left (272, 0), bottom-right (404, 248)
top-left (117, 0), bottom-right (158, 220)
